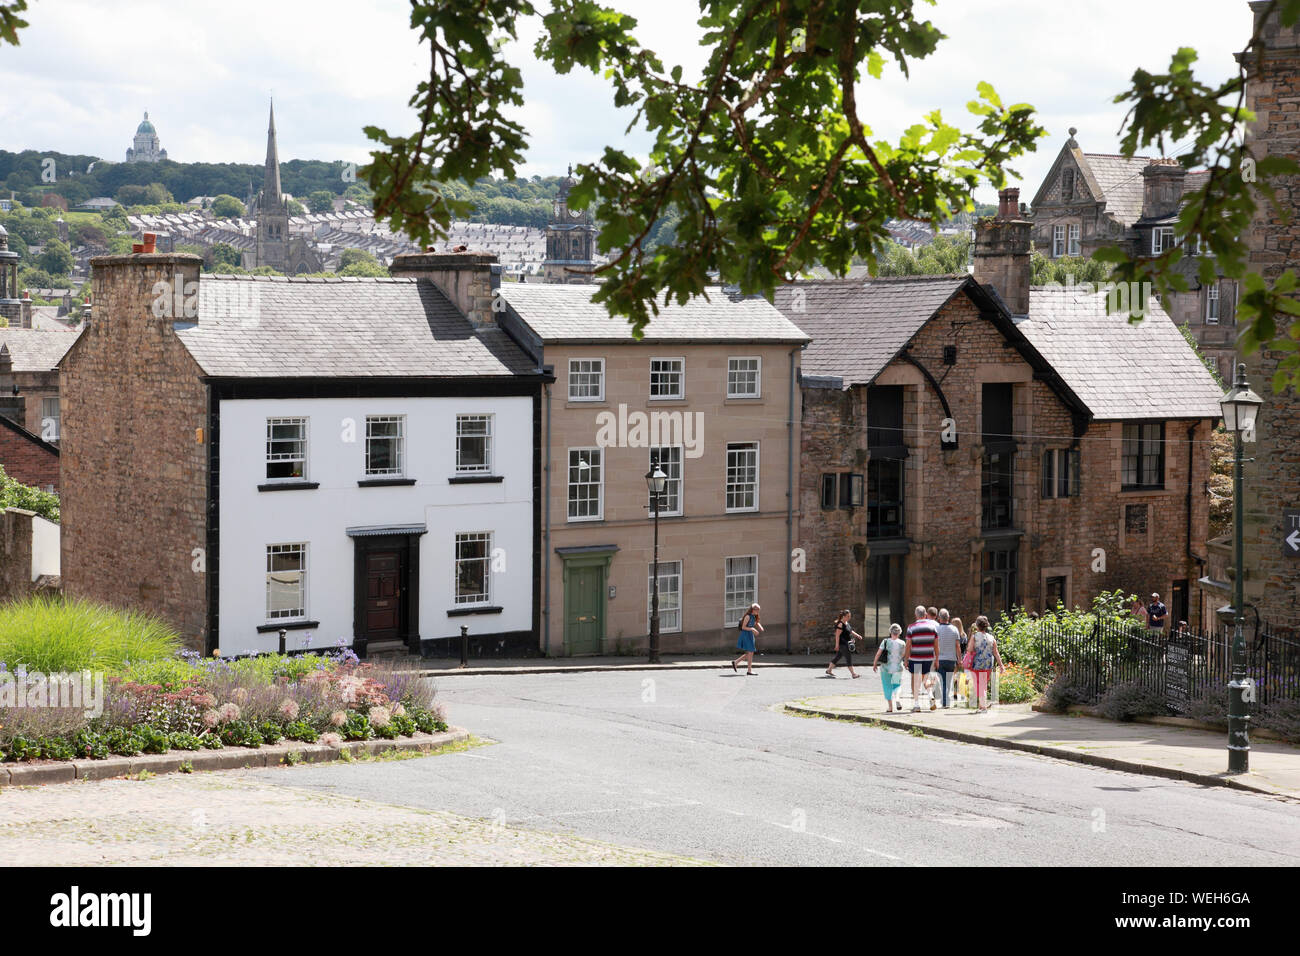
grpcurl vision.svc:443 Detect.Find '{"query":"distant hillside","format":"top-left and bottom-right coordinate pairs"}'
top-left (0, 150), bottom-right (570, 229)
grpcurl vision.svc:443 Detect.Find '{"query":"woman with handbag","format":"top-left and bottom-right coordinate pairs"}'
top-left (872, 623), bottom-right (906, 711)
top-left (965, 615), bottom-right (1005, 712)
top-left (826, 609), bottom-right (862, 679)
top-left (731, 603), bottom-right (763, 675)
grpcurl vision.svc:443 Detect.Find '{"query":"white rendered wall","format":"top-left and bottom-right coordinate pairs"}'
top-left (30, 514), bottom-right (60, 580)
top-left (217, 395), bottom-right (533, 656)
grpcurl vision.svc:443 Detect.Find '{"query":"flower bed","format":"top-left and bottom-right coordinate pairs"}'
top-left (0, 646), bottom-right (447, 764)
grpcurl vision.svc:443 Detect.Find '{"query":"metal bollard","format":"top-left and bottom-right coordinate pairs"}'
top-left (460, 625), bottom-right (468, 668)
top-left (278, 628), bottom-right (287, 655)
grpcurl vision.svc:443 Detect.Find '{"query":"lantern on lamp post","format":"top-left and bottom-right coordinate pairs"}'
top-left (1219, 362), bottom-right (1264, 774)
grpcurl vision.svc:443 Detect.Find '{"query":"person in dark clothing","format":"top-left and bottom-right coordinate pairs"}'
top-left (1146, 593), bottom-right (1168, 635)
top-left (826, 609), bottom-right (862, 679)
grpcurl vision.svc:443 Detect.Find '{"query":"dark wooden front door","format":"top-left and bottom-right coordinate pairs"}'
top-left (364, 550), bottom-right (403, 641)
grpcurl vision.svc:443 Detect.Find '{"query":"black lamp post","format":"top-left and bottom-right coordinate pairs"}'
top-left (646, 457), bottom-right (668, 664)
top-left (1219, 362), bottom-right (1263, 774)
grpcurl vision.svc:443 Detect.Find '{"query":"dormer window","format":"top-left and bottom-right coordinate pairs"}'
top-left (1152, 227), bottom-right (1176, 254)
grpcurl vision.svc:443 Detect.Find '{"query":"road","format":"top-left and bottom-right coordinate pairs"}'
top-left (247, 667), bottom-right (1300, 867)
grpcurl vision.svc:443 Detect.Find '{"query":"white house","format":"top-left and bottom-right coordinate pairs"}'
top-left (178, 274), bottom-right (549, 657)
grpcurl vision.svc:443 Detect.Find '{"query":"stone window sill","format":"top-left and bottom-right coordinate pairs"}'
top-left (258, 481), bottom-right (320, 492)
top-left (256, 619), bottom-right (320, 633)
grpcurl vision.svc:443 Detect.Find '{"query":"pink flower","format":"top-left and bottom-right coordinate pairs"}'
top-left (329, 710), bottom-right (347, 727)
top-left (218, 702), bottom-right (241, 723)
top-left (230, 687), bottom-right (249, 704)
top-left (320, 732), bottom-right (342, 748)
top-left (277, 699), bottom-right (299, 721)
top-left (432, 702), bottom-right (447, 722)
top-left (202, 708), bottom-right (220, 728)
top-left (369, 706), bottom-right (391, 729)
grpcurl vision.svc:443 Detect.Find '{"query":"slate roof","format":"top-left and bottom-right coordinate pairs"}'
top-left (771, 275), bottom-right (970, 385)
top-left (501, 283), bottom-right (809, 344)
top-left (1083, 153), bottom-right (1151, 225)
top-left (0, 327), bottom-right (80, 371)
top-left (1017, 285), bottom-right (1224, 421)
top-left (175, 274), bottom-right (538, 379)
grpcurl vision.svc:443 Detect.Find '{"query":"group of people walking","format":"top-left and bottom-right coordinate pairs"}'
top-left (730, 601), bottom-right (1007, 712)
top-left (828, 605), bottom-right (1005, 712)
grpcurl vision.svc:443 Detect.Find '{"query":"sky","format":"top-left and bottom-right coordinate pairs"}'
top-left (1, 0), bottom-right (1252, 205)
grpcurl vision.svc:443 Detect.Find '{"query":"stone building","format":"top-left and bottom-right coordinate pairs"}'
top-left (1205, 1), bottom-right (1300, 633)
top-left (541, 167), bottom-right (596, 284)
top-left (60, 251), bottom-right (547, 653)
top-left (125, 112), bottom-right (167, 163)
top-left (242, 103), bottom-right (322, 275)
top-left (487, 280), bottom-right (809, 654)
top-left (1029, 133), bottom-right (1238, 382)
top-left (776, 189), bottom-right (1224, 645)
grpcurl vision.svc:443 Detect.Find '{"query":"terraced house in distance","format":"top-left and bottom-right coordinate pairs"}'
top-left (777, 189), bottom-right (1225, 645)
top-left (483, 281), bottom-right (810, 655)
top-left (59, 251), bottom-right (550, 657)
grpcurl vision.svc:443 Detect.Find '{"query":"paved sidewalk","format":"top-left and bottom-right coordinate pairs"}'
top-left (786, 683), bottom-right (1300, 799)
top-left (417, 653), bottom-right (827, 677)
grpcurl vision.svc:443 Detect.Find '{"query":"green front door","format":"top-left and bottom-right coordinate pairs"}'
top-left (564, 564), bottom-right (605, 655)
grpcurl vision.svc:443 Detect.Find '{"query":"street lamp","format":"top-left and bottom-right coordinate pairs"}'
top-left (1219, 362), bottom-right (1264, 774)
top-left (645, 457), bottom-right (668, 664)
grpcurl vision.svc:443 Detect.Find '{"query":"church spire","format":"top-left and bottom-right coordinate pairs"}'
top-left (263, 99), bottom-right (283, 208)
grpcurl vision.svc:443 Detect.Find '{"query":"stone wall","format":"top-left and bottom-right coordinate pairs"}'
top-left (0, 507), bottom-right (34, 603)
top-left (60, 253), bottom-right (209, 647)
top-left (794, 382), bottom-right (865, 648)
top-left (1240, 0), bottom-right (1300, 631)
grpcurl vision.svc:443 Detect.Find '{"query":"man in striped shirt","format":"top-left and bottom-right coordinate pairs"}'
top-left (905, 605), bottom-right (939, 712)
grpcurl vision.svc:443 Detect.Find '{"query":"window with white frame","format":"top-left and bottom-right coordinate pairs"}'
top-left (1195, 235), bottom-right (1210, 256)
top-left (364, 415), bottom-right (404, 476)
top-left (1067, 223), bottom-right (1081, 256)
top-left (1152, 227), bottom-right (1176, 254)
top-left (266, 418), bottom-right (307, 481)
top-left (568, 358), bottom-right (605, 401)
top-left (725, 441), bottom-right (759, 512)
top-left (40, 396), bottom-right (59, 441)
top-left (727, 357), bottom-right (761, 398)
top-left (567, 448), bottom-right (603, 520)
top-left (266, 543), bottom-right (307, 621)
top-left (1206, 285), bottom-right (1220, 324)
top-left (724, 555), bottom-right (758, 626)
top-left (648, 446), bottom-right (683, 516)
top-left (649, 358), bottom-right (685, 399)
top-left (647, 559), bottom-right (682, 633)
top-left (454, 532), bottom-right (492, 605)
top-left (1052, 225), bottom-right (1066, 258)
top-left (456, 414), bottom-right (493, 473)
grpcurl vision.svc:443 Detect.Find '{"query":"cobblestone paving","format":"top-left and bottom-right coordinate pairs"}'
top-left (0, 770), bottom-right (708, 866)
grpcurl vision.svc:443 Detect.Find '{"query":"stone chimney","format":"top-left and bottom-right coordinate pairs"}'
top-left (388, 250), bottom-right (502, 330)
top-left (972, 187), bottom-right (1032, 317)
top-left (89, 253), bottom-right (203, 337)
top-left (1141, 158), bottom-right (1186, 221)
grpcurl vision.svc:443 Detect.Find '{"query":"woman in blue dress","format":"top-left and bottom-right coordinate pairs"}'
top-left (731, 603), bottom-right (763, 675)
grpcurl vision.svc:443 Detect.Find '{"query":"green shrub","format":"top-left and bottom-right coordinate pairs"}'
top-left (137, 724), bottom-right (170, 754)
top-left (0, 464), bottom-right (59, 522)
top-left (73, 728), bottom-right (109, 759)
top-left (5, 735), bottom-right (38, 761)
top-left (409, 707), bottom-right (447, 734)
top-left (104, 726), bottom-right (144, 756)
top-left (284, 720), bottom-right (318, 743)
top-left (200, 733), bottom-right (223, 750)
top-left (39, 736), bottom-right (77, 760)
top-left (341, 711), bottom-right (372, 741)
top-left (258, 720), bottom-right (284, 746)
top-left (0, 595), bottom-right (181, 672)
top-left (218, 720), bottom-right (263, 748)
top-left (168, 732), bottom-right (203, 751)
top-left (996, 664), bottom-right (1037, 704)
top-left (390, 712), bottom-right (417, 737)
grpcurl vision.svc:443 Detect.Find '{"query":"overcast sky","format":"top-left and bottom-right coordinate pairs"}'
top-left (3, 0), bottom-right (1251, 204)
